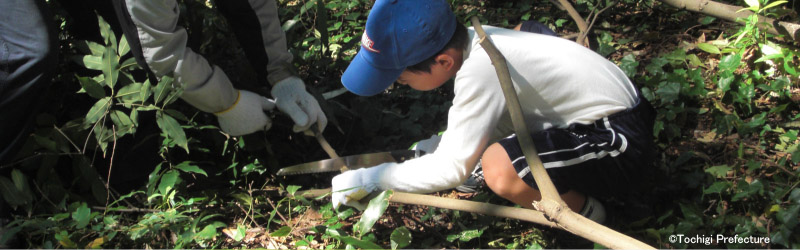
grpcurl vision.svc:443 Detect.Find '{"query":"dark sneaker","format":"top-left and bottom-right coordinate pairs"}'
top-left (455, 161), bottom-right (485, 193)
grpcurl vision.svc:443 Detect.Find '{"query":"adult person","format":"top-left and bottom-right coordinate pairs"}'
top-left (115, 0), bottom-right (327, 136)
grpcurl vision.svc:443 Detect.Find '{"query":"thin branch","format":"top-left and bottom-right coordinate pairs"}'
top-left (53, 124), bottom-right (82, 153)
top-left (556, 0), bottom-right (590, 46)
top-left (583, 1), bottom-right (616, 42)
top-left (33, 180), bottom-right (64, 211)
top-left (92, 206), bottom-right (160, 213)
top-left (0, 152), bottom-right (83, 169)
top-left (106, 125), bottom-right (118, 208)
top-left (265, 197), bottom-right (289, 225)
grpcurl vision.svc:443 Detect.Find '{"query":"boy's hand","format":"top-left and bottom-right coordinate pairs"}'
top-left (331, 168), bottom-right (380, 210)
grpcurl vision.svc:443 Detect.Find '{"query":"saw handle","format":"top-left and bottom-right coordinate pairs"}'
top-left (307, 126), bottom-right (344, 170)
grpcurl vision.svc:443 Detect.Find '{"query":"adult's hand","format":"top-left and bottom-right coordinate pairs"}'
top-left (271, 77), bottom-right (328, 132)
top-left (215, 90), bottom-right (276, 136)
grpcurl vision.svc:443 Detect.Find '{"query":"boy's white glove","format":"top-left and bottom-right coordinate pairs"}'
top-left (331, 166), bottom-right (385, 210)
top-left (411, 134), bottom-right (442, 153)
top-left (215, 90), bottom-right (276, 136)
top-left (271, 77), bottom-right (328, 132)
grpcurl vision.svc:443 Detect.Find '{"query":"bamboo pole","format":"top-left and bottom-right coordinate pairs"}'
top-left (469, 16), bottom-right (654, 249)
top-left (295, 188), bottom-right (558, 227)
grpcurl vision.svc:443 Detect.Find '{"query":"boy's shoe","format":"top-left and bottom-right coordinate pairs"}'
top-left (580, 196), bottom-right (607, 224)
top-left (455, 161), bottom-right (485, 193)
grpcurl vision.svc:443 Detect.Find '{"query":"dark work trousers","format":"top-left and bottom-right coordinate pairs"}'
top-left (0, 0), bottom-right (58, 164)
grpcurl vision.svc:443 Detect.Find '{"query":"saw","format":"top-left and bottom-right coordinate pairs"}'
top-left (276, 150), bottom-right (423, 176)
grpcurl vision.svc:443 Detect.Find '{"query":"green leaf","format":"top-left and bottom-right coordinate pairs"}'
top-left (146, 164), bottom-right (162, 197)
top-left (0, 176), bottom-right (26, 208)
top-left (697, 43), bottom-right (721, 54)
top-left (777, 205), bottom-right (799, 228)
top-left (11, 169), bottom-right (28, 193)
top-left (790, 189), bottom-right (800, 203)
top-left (83, 97), bottom-right (111, 128)
top-left (718, 54), bottom-right (742, 72)
top-left (85, 237), bottom-right (105, 249)
top-left (109, 110), bottom-right (134, 136)
top-left (763, 1), bottom-right (788, 10)
top-left (354, 190), bottom-right (393, 237)
top-left (336, 235), bottom-right (383, 249)
top-left (270, 226), bottom-right (292, 237)
top-left (717, 75), bottom-right (734, 93)
top-left (619, 54), bottom-right (639, 78)
top-left (655, 81), bottom-right (681, 103)
top-left (77, 75), bottom-right (106, 99)
top-left (119, 57), bottom-right (138, 70)
top-left (287, 185), bottom-right (302, 196)
top-left (687, 54), bottom-right (704, 68)
top-left (705, 165), bottom-right (731, 178)
top-left (390, 227), bottom-right (412, 250)
top-left (10, 169), bottom-right (35, 206)
top-left (446, 234), bottom-right (460, 242)
top-left (118, 36), bottom-right (130, 57)
top-left (72, 203), bottom-right (91, 229)
top-left (645, 57), bottom-right (668, 75)
top-left (174, 162), bottom-right (207, 177)
top-left (76, 40), bottom-right (105, 56)
top-left (195, 223), bottom-right (222, 240)
top-left (79, 54), bottom-right (104, 71)
top-left (102, 45), bottom-right (120, 88)
top-left (700, 16), bottom-right (716, 25)
top-left (55, 231), bottom-right (77, 248)
top-left (153, 76), bottom-right (173, 104)
top-left (98, 15), bottom-right (112, 46)
top-left (455, 228), bottom-right (485, 242)
top-left (783, 58), bottom-right (798, 76)
top-left (116, 82), bottom-right (142, 104)
top-left (157, 170), bottom-right (179, 196)
top-left (703, 181), bottom-right (730, 194)
top-left (156, 111), bottom-right (189, 153)
top-left (139, 79), bottom-right (152, 103)
top-left (232, 224), bottom-right (247, 242)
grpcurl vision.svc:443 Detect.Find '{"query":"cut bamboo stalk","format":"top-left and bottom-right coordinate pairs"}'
top-left (295, 188), bottom-right (557, 227)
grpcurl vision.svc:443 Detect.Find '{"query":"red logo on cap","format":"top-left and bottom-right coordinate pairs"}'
top-left (361, 30), bottom-right (380, 53)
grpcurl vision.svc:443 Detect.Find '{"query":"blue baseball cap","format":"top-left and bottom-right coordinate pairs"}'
top-left (341, 0), bottom-right (456, 96)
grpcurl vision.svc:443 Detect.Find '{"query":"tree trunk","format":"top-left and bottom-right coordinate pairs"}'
top-left (659, 0), bottom-right (800, 42)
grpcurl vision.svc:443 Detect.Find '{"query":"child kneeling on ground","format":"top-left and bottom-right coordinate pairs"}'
top-left (331, 0), bottom-right (656, 224)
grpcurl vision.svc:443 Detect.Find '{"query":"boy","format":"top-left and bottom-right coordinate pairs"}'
top-left (332, 0), bottom-right (655, 223)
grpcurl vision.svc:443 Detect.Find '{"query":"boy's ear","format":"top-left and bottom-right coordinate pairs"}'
top-left (434, 52), bottom-right (456, 71)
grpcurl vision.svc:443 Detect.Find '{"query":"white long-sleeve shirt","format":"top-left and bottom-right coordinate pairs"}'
top-left (359, 25), bottom-right (638, 193)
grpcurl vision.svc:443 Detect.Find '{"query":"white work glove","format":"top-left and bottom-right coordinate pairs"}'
top-left (215, 90), bottom-right (276, 136)
top-left (411, 134), bottom-right (442, 153)
top-left (331, 166), bottom-right (385, 210)
top-left (271, 77), bottom-right (328, 132)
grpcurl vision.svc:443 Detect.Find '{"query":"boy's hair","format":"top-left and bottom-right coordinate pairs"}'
top-left (405, 23), bottom-right (469, 73)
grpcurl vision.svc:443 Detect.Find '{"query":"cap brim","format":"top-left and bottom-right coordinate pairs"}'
top-left (342, 52), bottom-right (403, 96)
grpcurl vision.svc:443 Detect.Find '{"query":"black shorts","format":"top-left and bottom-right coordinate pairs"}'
top-left (498, 96), bottom-right (656, 199)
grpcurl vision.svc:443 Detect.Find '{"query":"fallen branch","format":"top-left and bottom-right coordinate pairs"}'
top-left (658, 0), bottom-right (800, 42)
top-left (470, 16), bottom-right (654, 249)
